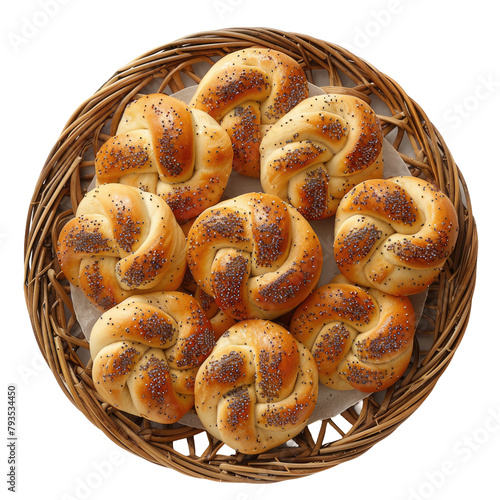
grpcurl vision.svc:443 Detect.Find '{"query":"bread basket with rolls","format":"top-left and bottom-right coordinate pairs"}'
top-left (24, 28), bottom-right (477, 482)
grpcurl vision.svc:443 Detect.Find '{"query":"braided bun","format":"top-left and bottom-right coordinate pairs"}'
top-left (194, 319), bottom-right (318, 454)
top-left (90, 292), bottom-right (216, 423)
top-left (57, 184), bottom-right (187, 310)
top-left (260, 93), bottom-right (383, 219)
top-left (187, 192), bottom-right (323, 320)
top-left (333, 176), bottom-right (459, 295)
top-left (95, 93), bottom-right (233, 222)
top-left (190, 48), bottom-right (309, 177)
top-left (289, 276), bottom-right (416, 392)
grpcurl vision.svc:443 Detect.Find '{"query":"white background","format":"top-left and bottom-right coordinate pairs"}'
top-left (2, 1), bottom-right (498, 499)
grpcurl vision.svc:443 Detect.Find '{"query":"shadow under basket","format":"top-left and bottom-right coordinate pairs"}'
top-left (23, 28), bottom-right (478, 482)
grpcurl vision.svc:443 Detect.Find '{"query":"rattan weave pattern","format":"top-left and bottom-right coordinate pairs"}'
top-left (23, 27), bottom-right (477, 482)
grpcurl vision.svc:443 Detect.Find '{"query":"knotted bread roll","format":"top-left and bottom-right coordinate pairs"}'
top-left (195, 319), bottom-right (318, 454)
top-left (57, 184), bottom-right (187, 310)
top-left (289, 276), bottom-right (416, 392)
top-left (334, 176), bottom-right (459, 295)
top-left (260, 93), bottom-right (384, 219)
top-left (95, 93), bottom-right (233, 222)
top-left (187, 192), bottom-right (323, 321)
top-left (189, 48), bottom-right (309, 177)
top-left (90, 292), bottom-right (216, 423)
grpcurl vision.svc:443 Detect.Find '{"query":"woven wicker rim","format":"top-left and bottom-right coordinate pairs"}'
top-left (23, 27), bottom-right (478, 483)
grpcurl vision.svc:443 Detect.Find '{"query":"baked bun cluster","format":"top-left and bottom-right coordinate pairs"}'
top-left (55, 47), bottom-right (459, 455)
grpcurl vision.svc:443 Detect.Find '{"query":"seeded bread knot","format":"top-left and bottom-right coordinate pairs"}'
top-left (190, 48), bottom-right (309, 177)
top-left (194, 319), bottom-right (318, 454)
top-left (290, 275), bottom-right (416, 392)
top-left (95, 93), bottom-right (233, 223)
top-left (260, 93), bottom-right (384, 220)
top-left (57, 184), bottom-right (187, 310)
top-left (187, 192), bottom-right (323, 321)
top-left (90, 292), bottom-right (216, 423)
top-left (333, 176), bottom-right (459, 295)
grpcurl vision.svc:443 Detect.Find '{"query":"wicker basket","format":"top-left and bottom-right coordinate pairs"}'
top-left (23, 27), bottom-right (477, 482)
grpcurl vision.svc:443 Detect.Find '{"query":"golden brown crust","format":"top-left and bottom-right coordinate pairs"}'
top-left (95, 93), bottom-right (233, 222)
top-left (260, 94), bottom-right (384, 219)
top-left (57, 184), bottom-right (187, 310)
top-left (193, 287), bottom-right (236, 339)
top-left (194, 319), bottom-right (318, 454)
top-left (187, 192), bottom-right (323, 320)
top-left (289, 277), bottom-right (415, 392)
top-left (333, 176), bottom-right (459, 295)
top-left (221, 101), bottom-right (262, 177)
top-left (90, 291), bottom-right (216, 424)
top-left (190, 48), bottom-right (309, 177)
